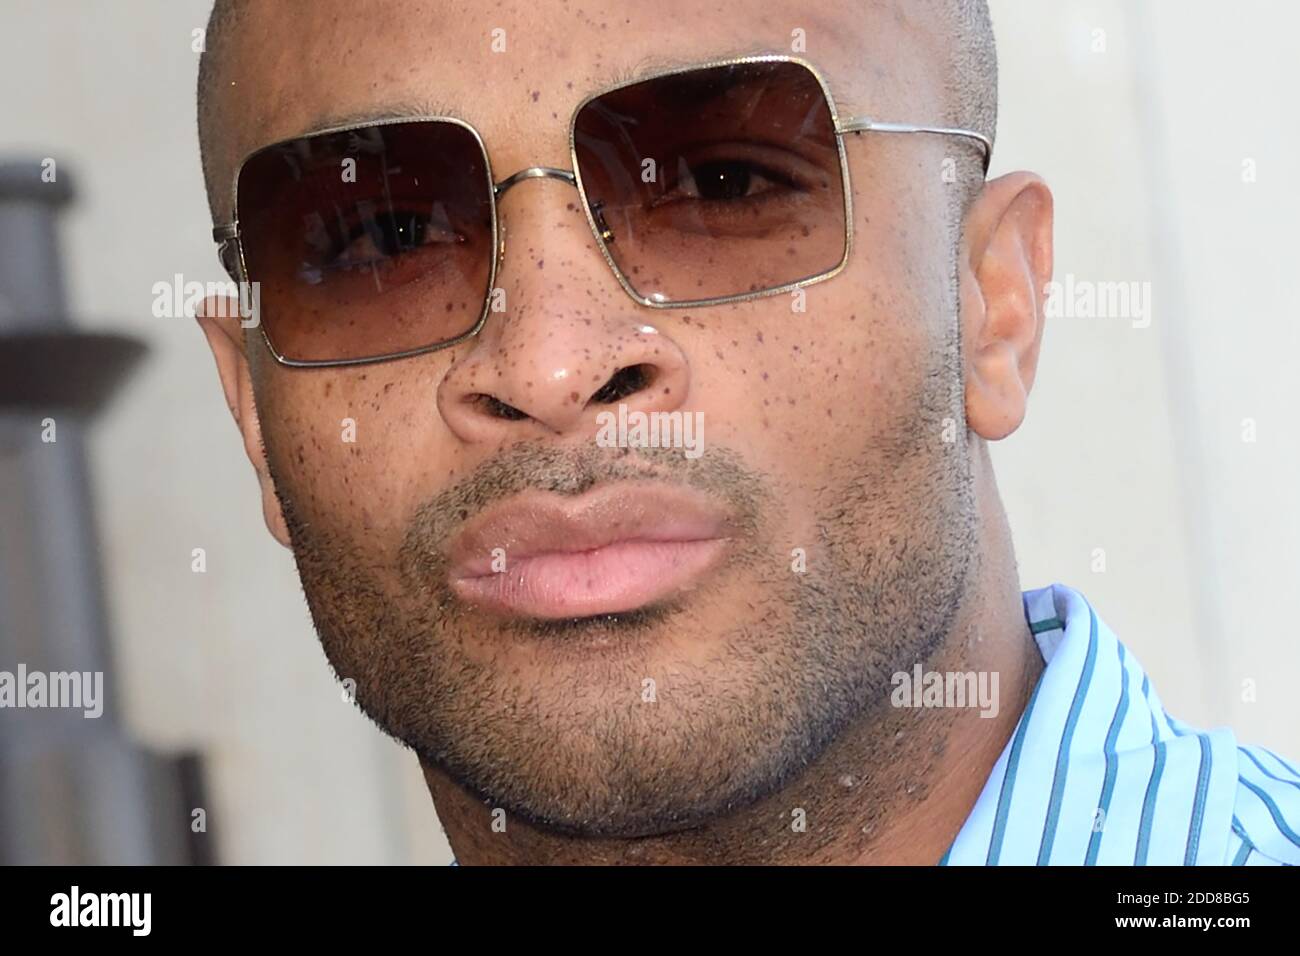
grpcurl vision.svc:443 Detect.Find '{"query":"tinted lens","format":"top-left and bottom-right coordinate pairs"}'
top-left (572, 60), bottom-right (847, 304)
top-left (236, 120), bottom-right (494, 363)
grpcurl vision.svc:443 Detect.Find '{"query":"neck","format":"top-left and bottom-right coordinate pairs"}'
top-left (426, 465), bottom-right (1041, 864)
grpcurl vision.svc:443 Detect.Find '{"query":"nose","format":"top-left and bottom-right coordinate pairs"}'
top-left (438, 178), bottom-right (691, 442)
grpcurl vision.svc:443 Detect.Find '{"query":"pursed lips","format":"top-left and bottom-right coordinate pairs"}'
top-left (446, 482), bottom-right (734, 619)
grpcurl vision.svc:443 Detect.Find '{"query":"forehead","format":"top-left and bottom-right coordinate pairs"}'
top-left (211, 0), bottom-right (948, 212)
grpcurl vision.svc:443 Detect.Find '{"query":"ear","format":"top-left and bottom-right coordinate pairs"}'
top-left (196, 297), bottom-right (292, 548)
top-left (958, 172), bottom-right (1054, 441)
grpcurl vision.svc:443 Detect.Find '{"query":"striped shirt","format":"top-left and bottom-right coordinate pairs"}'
top-left (451, 583), bottom-right (1300, 865)
top-left (942, 583), bottom-right (1300, 865)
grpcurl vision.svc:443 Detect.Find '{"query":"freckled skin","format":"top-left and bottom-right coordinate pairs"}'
top-left (198, 0), bottom-right (1055, 864)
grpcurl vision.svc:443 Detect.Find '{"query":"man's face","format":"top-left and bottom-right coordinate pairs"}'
top-left (211, 0), bottom-right (979, 836)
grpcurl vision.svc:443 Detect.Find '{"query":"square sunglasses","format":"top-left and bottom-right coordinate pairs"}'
top-left (211, 53), bottom-right (991, 367)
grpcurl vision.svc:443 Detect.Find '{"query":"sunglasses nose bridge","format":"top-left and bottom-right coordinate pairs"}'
top-left (492, 166), bottom-right (577, 199)
top-left (490, 165), bottom-right (582, 269)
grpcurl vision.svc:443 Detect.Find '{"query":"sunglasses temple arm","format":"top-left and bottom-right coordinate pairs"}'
top-left (837, 118), bottom-right (992, 174)
top-left (211, 224), bottom-right (244, 282)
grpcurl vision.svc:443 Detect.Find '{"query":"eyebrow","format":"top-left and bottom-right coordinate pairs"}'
top-left (297, 98), bottom-right (464, 139)
top-left (290, 48), bottom-right (866, 143)
top-left (616, 46), bottom-right (866, 116)
top-left (615, 44), bottom-right (779, 84)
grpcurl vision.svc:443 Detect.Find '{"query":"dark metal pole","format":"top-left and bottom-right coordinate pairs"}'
top-left (0, 158), bottom-right (194, 864)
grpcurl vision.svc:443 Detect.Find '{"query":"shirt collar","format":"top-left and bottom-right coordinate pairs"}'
top-left (941, 583), bottom-right (1239, 865)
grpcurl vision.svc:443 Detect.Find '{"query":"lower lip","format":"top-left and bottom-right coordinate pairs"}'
top-left (450, 537), bottom-right (729, 619)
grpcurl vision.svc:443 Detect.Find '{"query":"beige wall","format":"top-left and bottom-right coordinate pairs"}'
top-left (1, 0), bottom-right (1295, 864)
top-left (988, 0), bottom-right (1300, 753)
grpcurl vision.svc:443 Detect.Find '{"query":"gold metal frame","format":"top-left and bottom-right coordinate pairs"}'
top-left (212, 53), bottom-right (991, 369)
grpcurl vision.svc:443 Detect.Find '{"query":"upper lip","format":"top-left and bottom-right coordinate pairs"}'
top-left (446, 481), bottom-right (734, 581)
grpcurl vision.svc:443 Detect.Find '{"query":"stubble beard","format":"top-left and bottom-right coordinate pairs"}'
top-left (272, 328), bottom-right (977, 839)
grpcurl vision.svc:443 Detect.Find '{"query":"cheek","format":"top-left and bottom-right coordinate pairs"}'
top-left (714, 157), bottom-right (950, 438)
top-left (688, 271), bottom-right (941, 498)
top-left (257, 359), bottom-right (463, 548)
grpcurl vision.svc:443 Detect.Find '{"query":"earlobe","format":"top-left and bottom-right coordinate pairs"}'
top-left (960, 172), bottom-right (1054, 442)
top-left (196, 296), bottom-right (293, 549)
top-left (258, 455), bottom-right (292, 549)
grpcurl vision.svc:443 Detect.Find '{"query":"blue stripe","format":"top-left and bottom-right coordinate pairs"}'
top-left (1239, 778), bottom-right (1300, 848)
top-left (1037, 607), bottom-right (1099, 864)
top-left (1134, 677), bottom-right (1166, 865)
top-left (937, 846), bottom-right (951, 866)
top-left (1241, 747), bottom-right (1300, 792)
top-left (986, 676), bottom-right (1047, 865)
top-left (1270, 750), bottom-right (1300, 779)
top-left (1166, 711), bottom-right (1212, 866)
top-left (1086, 642), bottom-right (1132, 865)
top-left (1231, 840), bottom-right (1251, 866)
top-left (1184, 734), bottom-right (1212, 865)
top-left (1231, 816), bottom-right (1259, 866)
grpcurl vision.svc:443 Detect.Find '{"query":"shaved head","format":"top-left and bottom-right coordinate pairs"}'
top-left (196, 0), bottom-right (245, 217)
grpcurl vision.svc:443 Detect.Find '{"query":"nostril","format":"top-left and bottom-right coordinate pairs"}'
top-left (472, 393), bottom-right (530, 421)
top-left (591, 364), bottom-right (654, 405)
